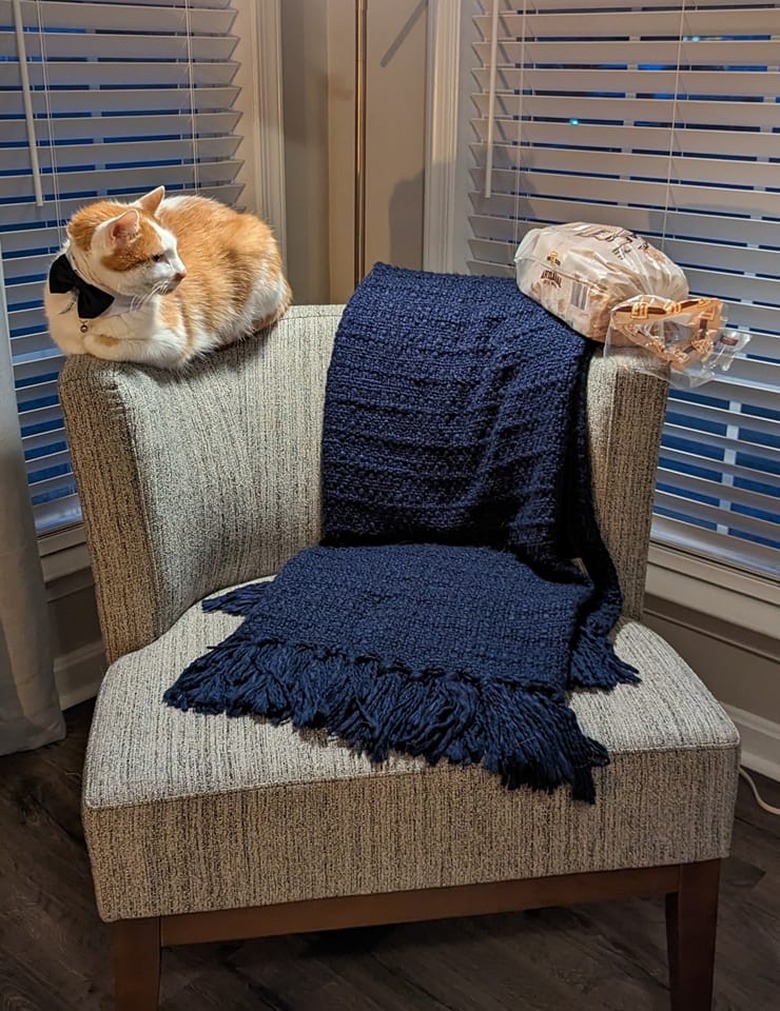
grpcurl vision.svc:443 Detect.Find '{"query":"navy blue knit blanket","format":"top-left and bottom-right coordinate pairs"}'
top-left (165, 264), bottom-right (639, 801)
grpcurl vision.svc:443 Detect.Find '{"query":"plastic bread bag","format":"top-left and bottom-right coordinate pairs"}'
top-left (603, 294), bottom-right (751, 389)
top-left (514, 222), bottom-right (689, 342)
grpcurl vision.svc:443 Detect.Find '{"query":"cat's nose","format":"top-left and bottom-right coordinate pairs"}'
top-left (173, 268), bottom-right (187, 282)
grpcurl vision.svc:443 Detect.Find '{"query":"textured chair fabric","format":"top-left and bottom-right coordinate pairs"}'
top-left (83, 597), bottom-right (738, 922)
top-left (61, 304), bottom-right (740, 926)
top-left (60, 306), bottom-right (337, 663)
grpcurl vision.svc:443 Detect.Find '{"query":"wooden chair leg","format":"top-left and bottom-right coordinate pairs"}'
top-left (112, 916), bottom-right (161, 1011)
top-left (666, 859), bottom-right (721, 1011)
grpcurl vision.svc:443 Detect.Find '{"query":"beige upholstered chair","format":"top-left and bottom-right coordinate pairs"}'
top-left (60, 305), bottom-right (740, 1011)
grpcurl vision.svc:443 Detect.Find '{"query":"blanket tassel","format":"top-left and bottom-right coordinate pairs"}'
top-left (164, 636), bottom-right (610, 802)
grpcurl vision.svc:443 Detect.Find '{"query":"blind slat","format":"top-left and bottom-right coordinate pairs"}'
top-left (473, 68), bottom-right (780, 100)
top-left (1, 135), bottom-right (240, 175)
top-left (666, 399), bottom-right (779, 442)
top-left (16, 375), bottom-right (59, 403)
top-left (652, 515), bottom-right (780, 578)
top-left (469, 166), bottom-right (780, 219)
top-left (12, 345), bottom-right (62, 375)
top-left (6, 281), bottom-right (45, 306)
top-left (658, 467), bottom-right (779, 515)
top-left (472, 92), bottom-right (780, 131)
top-left (0, 60), bottom-right (238, 88)
top-left (658, 446), bottom-right (780, 489)
top-left (0, 31), bottom-right (236, 59)
top-left (471, 117), bottom-right (780, 164)
top-left (472, 141), bottom-right (780, 192)
top-left (475, 7), bottom-right (776, 39)
top-left (662, 431), bottom-right (778, 475)
top-left (2, 0), bottom-right (235, 33)
top-left (4, 183), bottom-right (243, 231)
top-left (18, 402), bottom-right (66, 430)
top-left (469, 198), bottom-right (780, 252)
top-left (34, 494), bottom-right (81, 535)
top-left (473, 38), bottom-right (780, 67)
top-left (26, 449), bottom-right (71, 479)
top-left (0, 85), bottom-right (240, 115)
top-left (23, 427), bottom-right (68, 457)
top-left (654, 491), bottom-right (779, 544)
top-left (686, 270), bottom-right (779, 310)
top-left (468, 216), bottom-right (780, 283)
top-left (1, 111), bottom-right (240, 148)
top-left (0, 159), bottom-right (243, 203)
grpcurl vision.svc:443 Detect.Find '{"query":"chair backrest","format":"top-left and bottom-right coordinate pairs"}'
top-left (60, 305), bottom-right (666, 663)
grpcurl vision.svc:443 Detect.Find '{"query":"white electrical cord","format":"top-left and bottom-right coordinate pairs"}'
top-left (739, 767), bottom-right (780, 816)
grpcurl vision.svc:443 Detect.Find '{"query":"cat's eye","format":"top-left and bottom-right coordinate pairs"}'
top-left (151, 253), bottom-right (164, 263)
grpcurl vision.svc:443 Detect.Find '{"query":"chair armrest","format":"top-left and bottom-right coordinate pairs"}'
top-left (587, 353), bottom-right (667, 619)
top-left (60, 306), bottom-right (341, 662)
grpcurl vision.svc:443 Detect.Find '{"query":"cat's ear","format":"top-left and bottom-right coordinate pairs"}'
top-left (108, 209), bottom-right (141, 246)
top-left (136, 186), bottom-right (165, 217)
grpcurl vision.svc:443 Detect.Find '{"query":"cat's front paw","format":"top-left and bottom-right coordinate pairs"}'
top-left (93, 334), bottom-right (120, 350)
top-left (83, 331), bottom-right (128, 362)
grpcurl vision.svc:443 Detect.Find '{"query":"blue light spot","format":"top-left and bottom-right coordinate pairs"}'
top-left (569, 118), bottom-right (579, 125)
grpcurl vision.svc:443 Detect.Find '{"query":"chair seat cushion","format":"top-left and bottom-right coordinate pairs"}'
top-left (82, 581), bottom-right (739, 922)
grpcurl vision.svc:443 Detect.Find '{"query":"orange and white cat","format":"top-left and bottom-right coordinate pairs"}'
top-left (44, 186), bottom-right (291, 369)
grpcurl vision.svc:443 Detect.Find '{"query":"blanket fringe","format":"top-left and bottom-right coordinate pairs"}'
top-left (569, 620), bottom-right (640, 690)
top-left (202, 583), bottom-right (268, 617)
top-left (164, 635), bottom-right (609, 802)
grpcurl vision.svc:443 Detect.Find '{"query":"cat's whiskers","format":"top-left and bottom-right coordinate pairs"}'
top-left (128, 282), bottom-right (167, 313)
top-left (130, 288), bottom-right (158, 312)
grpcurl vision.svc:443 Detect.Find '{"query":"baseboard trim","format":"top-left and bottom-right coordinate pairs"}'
top-left (725, 704), bottom-right (780, 784)
top-left (54, 640), bottom-right (106, 710)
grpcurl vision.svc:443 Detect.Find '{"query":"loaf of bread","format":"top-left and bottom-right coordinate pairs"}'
top-left (514, 222), bottom-right (689, 342)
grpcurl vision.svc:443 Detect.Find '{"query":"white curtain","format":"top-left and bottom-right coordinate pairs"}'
top-left (0, 247), bottom-right (65, 755)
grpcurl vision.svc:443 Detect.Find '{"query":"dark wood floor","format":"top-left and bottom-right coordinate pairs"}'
top-left (1, 702), bottom-right (778, 1011)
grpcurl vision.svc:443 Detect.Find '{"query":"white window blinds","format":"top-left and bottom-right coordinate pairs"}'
top-left (1, 0), bottom-right (243, 538)
top-left (465, 0), bottom-right (780, 579)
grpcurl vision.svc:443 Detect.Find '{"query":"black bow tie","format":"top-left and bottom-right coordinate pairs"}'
top-left (48, 254), bottom-right (115, 319)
